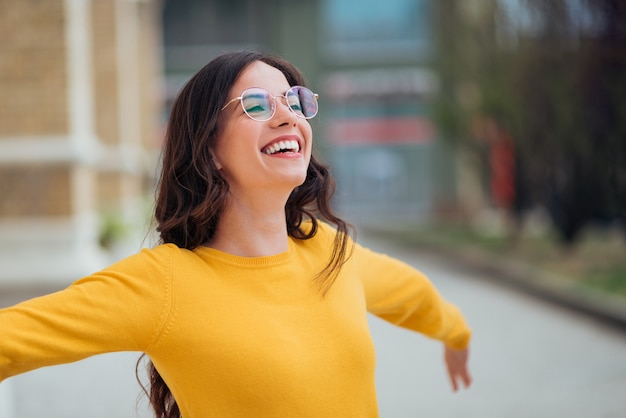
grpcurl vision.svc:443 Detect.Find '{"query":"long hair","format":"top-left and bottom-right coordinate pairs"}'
top-left (140, 51), bottom-right (352, 418)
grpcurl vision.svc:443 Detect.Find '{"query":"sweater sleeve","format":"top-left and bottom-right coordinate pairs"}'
top-left (0, 245), bottom-right (175, 382)
top-left (352, 243), bottom-right (471, 350)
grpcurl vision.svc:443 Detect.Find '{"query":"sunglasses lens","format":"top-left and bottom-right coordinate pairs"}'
top-left (287, 87), bottom-right (318, 119)
top-left (241, 88), bottom-right (274, 121)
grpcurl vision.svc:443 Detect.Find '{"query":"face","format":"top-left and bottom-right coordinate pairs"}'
top-left (213, 61), bottom-right (313, 200)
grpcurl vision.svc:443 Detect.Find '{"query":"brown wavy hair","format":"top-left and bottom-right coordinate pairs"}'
top-left (138, 51), bottom-right (352, 418)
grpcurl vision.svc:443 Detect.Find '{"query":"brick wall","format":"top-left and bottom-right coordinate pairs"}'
top-left (0, 164), bottom-right (72, 217)
top-left (0, 0), bottom-right (163, 286)
top-left (0, 0), bottom-right (68, 137)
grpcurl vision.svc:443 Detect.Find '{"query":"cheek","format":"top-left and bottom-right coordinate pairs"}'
top-left (212, 122), bottom-right (246, 170)
top-left (212, 142), bottom-right (243, 175)
top-left (301, 123), bottom-right (314, 155)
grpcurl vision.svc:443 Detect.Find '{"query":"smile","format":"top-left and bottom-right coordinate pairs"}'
top-left (262, 139), bottom-right (301, 155)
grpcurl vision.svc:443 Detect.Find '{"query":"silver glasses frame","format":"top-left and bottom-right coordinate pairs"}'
top-left (220, 85), bottom-right (319, 121)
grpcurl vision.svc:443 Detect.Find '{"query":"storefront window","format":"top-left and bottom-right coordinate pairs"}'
top-left (321, 0), bottom-right (432, 63)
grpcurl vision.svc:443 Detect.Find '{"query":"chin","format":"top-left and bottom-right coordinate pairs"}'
top-left (282, 165), bottom-right (308, 183)
top-left (289, 177), bottom-right (307, 190)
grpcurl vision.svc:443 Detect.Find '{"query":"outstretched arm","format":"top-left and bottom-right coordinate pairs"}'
top-left (0, 246), bottom-right (173, 382)
top-left (444, 344), bottom-right (472, 391)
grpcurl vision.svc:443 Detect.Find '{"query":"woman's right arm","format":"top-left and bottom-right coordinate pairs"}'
top-left (0, 245), bottom-right (175, 382)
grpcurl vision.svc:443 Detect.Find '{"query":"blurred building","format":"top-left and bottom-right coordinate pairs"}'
top-left (0, 0), bottom-right (163, 288)
top-left (162, 0), bottom-right (454, 226)
top-left (318, 0), bottom-right (448, 224)
top-left (162, 0), bottom-right (321, 104)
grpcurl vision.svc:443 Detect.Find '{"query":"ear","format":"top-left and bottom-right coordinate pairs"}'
top-left (210, 150), bottom-right (223, 171)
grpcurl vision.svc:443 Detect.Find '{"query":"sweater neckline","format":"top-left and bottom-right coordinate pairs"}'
top-left (195, 238), bottom-right (293, 267)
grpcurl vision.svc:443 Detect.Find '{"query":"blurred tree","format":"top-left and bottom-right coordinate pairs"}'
top-left (433, 0), bottom-right (626, 246)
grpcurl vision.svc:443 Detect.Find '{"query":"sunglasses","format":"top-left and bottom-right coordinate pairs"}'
top-left (220, 86), bottom-right (319, 122)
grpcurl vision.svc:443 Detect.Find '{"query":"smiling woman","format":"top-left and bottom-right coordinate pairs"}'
top-left (0, 51), bottom-right (472, 418)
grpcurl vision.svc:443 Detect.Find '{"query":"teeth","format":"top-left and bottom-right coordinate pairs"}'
top-left (264, 140), bottom-right (300, 155)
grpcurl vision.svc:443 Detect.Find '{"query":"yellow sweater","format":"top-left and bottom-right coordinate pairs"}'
top-left (0, 222), bottom-right (470, 417)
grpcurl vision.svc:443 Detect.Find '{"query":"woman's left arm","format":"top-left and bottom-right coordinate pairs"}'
top-left (354, 244), bottom-right (471, 348)
top-left (352, 243), bottom-right (472, 389)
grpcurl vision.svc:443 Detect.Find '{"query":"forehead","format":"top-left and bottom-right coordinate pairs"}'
top-left (231, 61), bottom-right (290, 95)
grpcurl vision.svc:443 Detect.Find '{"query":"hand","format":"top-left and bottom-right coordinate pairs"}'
top-left (444, 345), bottom-right (472, 391)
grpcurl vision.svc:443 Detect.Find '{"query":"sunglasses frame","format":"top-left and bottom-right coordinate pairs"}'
top-left (220, 85), bottom-right (319, 121)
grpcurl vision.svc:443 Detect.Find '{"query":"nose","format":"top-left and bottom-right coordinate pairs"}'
top-left (272, 95), bottom-right (297, 125)
top-left (276, 95), bottom-right (294, 112)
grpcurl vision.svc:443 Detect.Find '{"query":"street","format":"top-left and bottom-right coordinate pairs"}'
top-left (2, 232), bottom-right (626, 417)
top-left (363, 232), bottom-right (626, 418)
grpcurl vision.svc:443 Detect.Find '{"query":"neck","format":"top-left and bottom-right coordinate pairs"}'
top-left (207, 190), bottom-right (291, 257)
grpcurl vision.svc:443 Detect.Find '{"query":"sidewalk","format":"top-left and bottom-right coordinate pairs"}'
top-left (362, 225), bottom-right (626, 331)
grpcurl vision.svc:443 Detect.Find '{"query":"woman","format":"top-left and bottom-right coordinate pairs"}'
top-left (0, 51), bottom-right (471, 418)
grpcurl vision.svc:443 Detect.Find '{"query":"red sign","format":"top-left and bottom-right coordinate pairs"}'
top-left (326, 117), bottom-right (435, 145)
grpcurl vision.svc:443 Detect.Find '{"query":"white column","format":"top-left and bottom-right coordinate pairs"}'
top-left (65, 0), bottom-right (97, 157)
top-left (65, 0), bottom-right (108, 271)
top-left (115, 0), bottom-right (145, 231)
